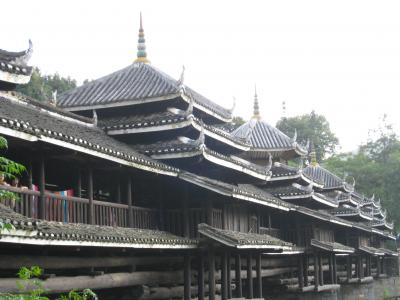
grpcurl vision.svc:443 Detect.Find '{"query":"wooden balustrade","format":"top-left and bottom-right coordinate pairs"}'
top-left (212, 208), bottom-right (223, 229)
top-left (0, 186), bottom-right (158, 230)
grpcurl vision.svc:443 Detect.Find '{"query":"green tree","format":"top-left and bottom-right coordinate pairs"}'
top-left (324, 120), bottom-right (400, 230)
top-left (16, 68), bottom-right (77, 102)
top-left (276, 111), bottom-right (339, 161)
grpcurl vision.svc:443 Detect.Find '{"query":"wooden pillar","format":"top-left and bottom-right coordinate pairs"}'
top-left (227, 252), bottom-right (232, 299)
top-left (298, 255), bottom-right (304, 290)
top-left (221, 252), bottom-right (228, 300)
top-left (358, 256), bottom-right (363, 279)
top-left (87, 167), bottom-right (94, 225)
top-left (256, 252), bottom-right (262, 298)
top-left (377, 257), bottom-right (381, 276)
top-left (116, 180), bottom-right (121, 204)
top-left (27, 162), bottom-right (33, 189)
top-left (197, 252), bottom-right (205, 300)
top-left (246, 252), bottom-right (253, 299)
top-left (208, 249), bottom-right (216, 300)
top-left (38, 155), bottom-right (46, 220)
top-left (184, 254), bottom-right (191, 300)
top-left (127, 177), bottom-right (133, 228)
top-left (329, 254), bottom-right (334, 284)
top-left (314, 253), bottom-right (319, 290)
top-left (303, 255), bottom-right (309, 287)
top-left (347, 256), bottom-right (352, 281)
top-left (182, 186), bottom-right (190, 238)
top-left (235, 253), bottom-right (242, 298)
top-left (76, 169), bottom-right (82, 198)
top-left (333, 254), bottom-right (337, 284)
top-left (206, 198), bottom-right (213, 227)
top-left (318, 253), bottom-right (324, 286)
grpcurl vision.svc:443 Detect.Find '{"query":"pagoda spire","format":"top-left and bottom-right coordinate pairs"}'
top-left (309, 141), bottom-right (318, 166)
top-left (253, 85), bottom-right (261, 119)
top-left (134, 12), bottom-right (150, 64)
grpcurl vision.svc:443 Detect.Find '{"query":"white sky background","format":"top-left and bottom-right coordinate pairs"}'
top-left (1, 0), bottom-right (400, 152)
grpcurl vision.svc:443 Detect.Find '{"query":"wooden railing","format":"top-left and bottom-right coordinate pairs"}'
top-left (0, 185), bottom-right (158, 230)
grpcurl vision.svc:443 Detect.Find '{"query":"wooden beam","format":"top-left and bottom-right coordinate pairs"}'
top-left (246, 252), bottom-right (253, 299)
top-left (0, 271), bottom-right (193, 294)
top-left (184, 254), bottom-right (191, 300)
top-left (235, 253), bottom-right (242, 298)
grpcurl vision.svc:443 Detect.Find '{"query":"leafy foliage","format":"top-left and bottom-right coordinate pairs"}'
top-left (15, 68), bottom-right (77, 102)
top-left (276, 111), bottom-right (339, 161)
top-left (0, 267), bottom-right (97, 300)
top-left (324, 119), bottom-right (400, 230)
top-left (0, 137), bottom-right (26, 181)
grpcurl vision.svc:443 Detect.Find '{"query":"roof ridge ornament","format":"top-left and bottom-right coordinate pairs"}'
top-left (309, 140), bottom-right (318, 166)
top-left (10, 39), bottom-right (33, 66)
top-left (178, 65), bottom-right (185, 90)
top-left (291, 128), bottom-right (297, 144)
top-left (50, 90), bottom-right (57, 106)
top-left (196, 120), bottom-right (206, 148)
top-left (252, 85), bottom-right (261, 120)
top-left (265, 153), bottom-right (272, 177)
top-left (134, 13), bottom-right (150, 64)
top-left (229, 96), bottom-right (236, 114)
top-left (92, 109), bottom-right (98, 126)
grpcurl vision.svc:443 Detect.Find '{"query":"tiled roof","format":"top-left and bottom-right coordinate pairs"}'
top-left (303, 164), bottom-right (351, 190)
top-left (58, 63), bottom-right (231, 121)
top-left (134, 138), bottom-right (268, 180)
top-left (198, 223), bottom-right (293, 249)
top-left (270, 163), bottom-right (300, 179)
top-left (0, 204), bottom-right (197, 248)
top-left (231, 118), bottom-right (306, 156)
top-left (0, 93), bottom-right (178, 175)
top-left (379, 248), bottom-right (398, 257)
top-left (267, 184), bottom-right (312, 198)
top-left (0, 44), bottom-right (33, 82)
top-left (358, 245), bottom-right (385, 256)
top-left (310, 239), bottom-right (354, 253)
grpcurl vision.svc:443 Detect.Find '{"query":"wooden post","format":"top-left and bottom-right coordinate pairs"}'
top-left (377, 257), bottom-right (381, 276)
top-left (314, 253), bottom-right (319, 290)
top-left (127, 177), bottom-right (133, 228)
top-left (76, 169), bottom-right (82, 198)
top-left (227, 251), bottom-right (232, 299)
top-left (347, 256), bottom-right (352, 281)
top-left (184, 254), bottom-right (191, 300)
top-left (303, 255), bottom-right (309, 287)
top-left (206, 198), bottom-right (213, 226)
top-left (235, 253), bottom-right (242, 298)
top-left (182, 186), bottom-right (190, 238)
top-left (318, 253), bottom-right (323, 286)
top-left (298, 255), bottom-right (304, 290)
top-left (247, 252), bottom-right (253, 299)
top-left (116, 179), bottom-right (121, 204)
top-left (27, 162), bottom-right (33, 189)
top-left (221, 252), bottom-right (228, 300)
top-left (256, 252), bottom-right (262, 298)
top-left (87, 167), bottom-right (94, 225)
top-left (38, 155), bottom-right (46, 220)
top-left (198, 252), bottom-right (204, 300)
top-left (333, 254), bottom-right (337, 284)
top-left (208, 248), bottom-right (216, 300)
top-left (329, 254), bottom-right (334, 284)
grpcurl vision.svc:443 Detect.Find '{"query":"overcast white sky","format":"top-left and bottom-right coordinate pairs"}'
top-left (2, 0), bottom-right (400, 152)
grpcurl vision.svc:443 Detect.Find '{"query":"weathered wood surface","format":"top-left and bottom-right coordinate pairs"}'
top-left (0, 255), bottom-right (183, 270)
top-left (0, 271), bottom-right (194, 294)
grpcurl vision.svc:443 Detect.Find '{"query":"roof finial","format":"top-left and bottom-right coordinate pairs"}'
top-left (253, 85), bottom-right (261, 119)
top-left (134, 12), bottom-right (150, 64)
top-left (309, 140), bottom-right (318, 166)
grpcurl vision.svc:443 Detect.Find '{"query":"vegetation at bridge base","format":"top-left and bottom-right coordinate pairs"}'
top-left (0, 266), bottom-right (97, 300)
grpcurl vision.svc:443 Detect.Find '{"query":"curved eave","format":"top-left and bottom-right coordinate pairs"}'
top-left (181, 92), bottom-right (232, 123)
top-left (150, 147), bottom-right (268, 181)
top-left (0, 124), bottom-right (178, 178)
top-left (299, 171), bottom-right (324, 188)
top-left (311, 193), bottom-right (339, 208)
top-left (0, 69), bottom-right (31, 84)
